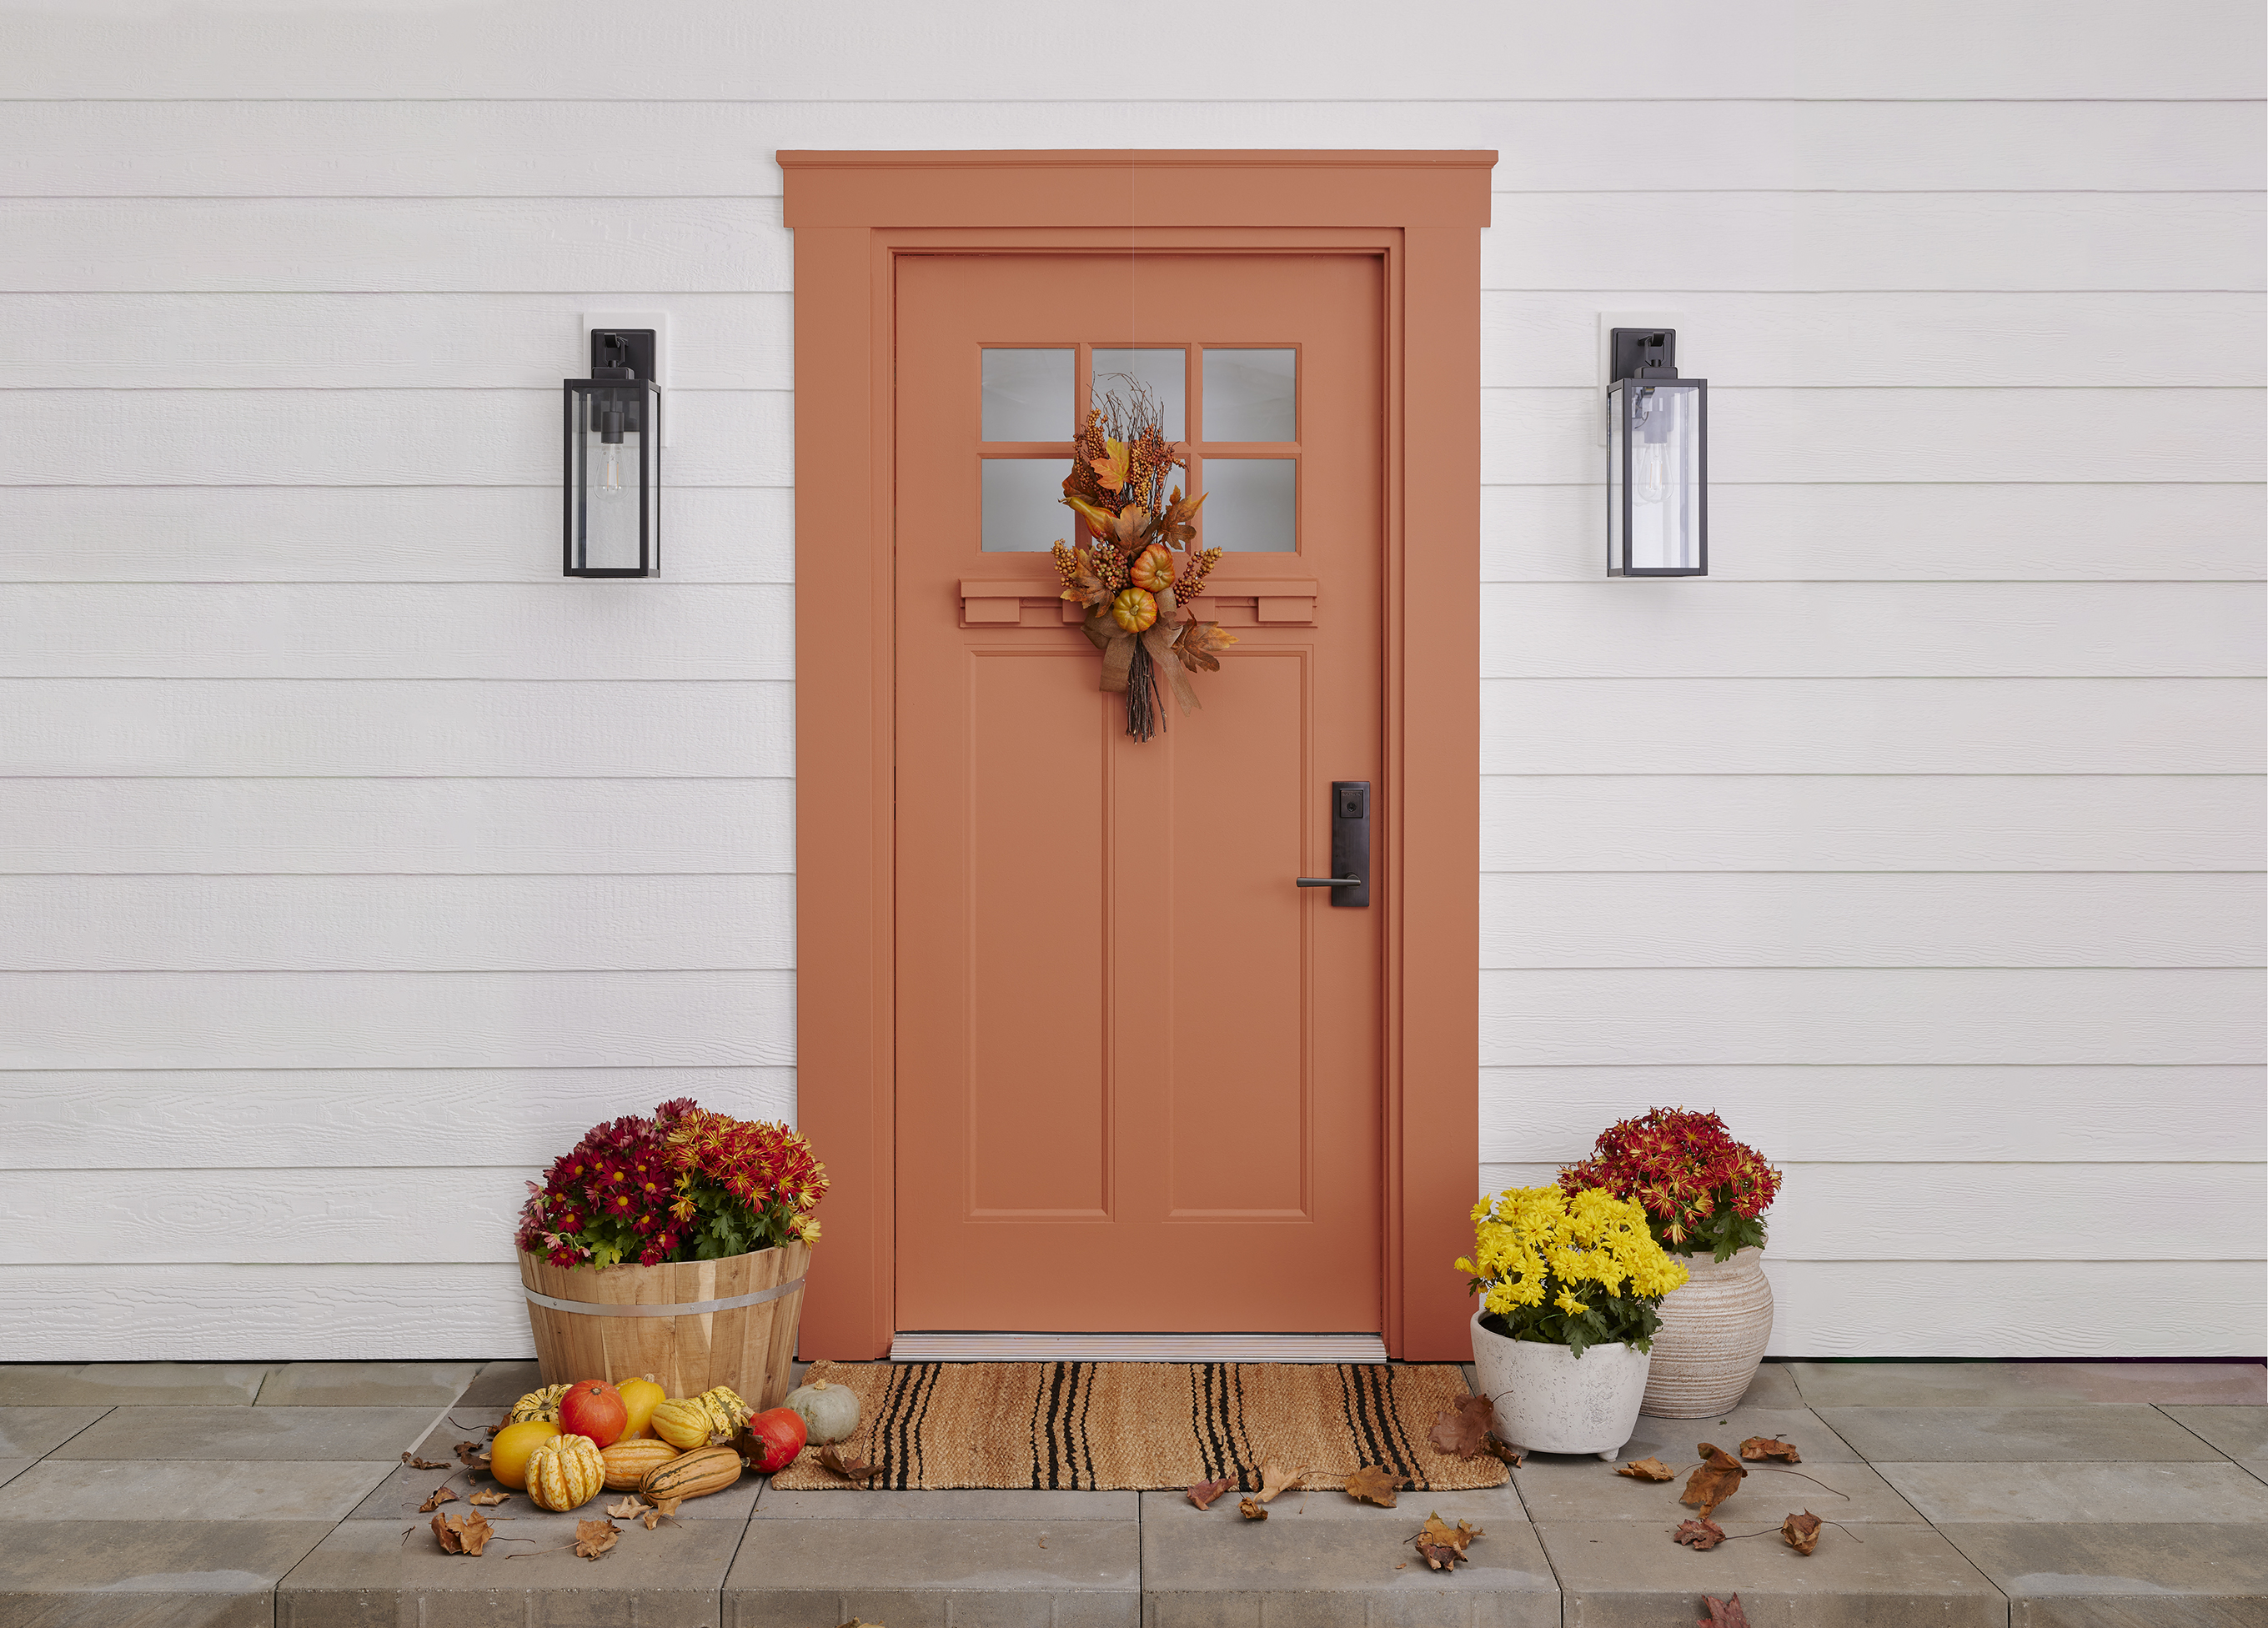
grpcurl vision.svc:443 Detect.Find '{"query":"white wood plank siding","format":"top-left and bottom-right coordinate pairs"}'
top-left (1, 0), bottom-right (2259, 1360)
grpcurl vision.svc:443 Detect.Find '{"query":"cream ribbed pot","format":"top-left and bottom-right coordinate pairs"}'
top-left (1639, 1245), bottom-right (1775, 1418)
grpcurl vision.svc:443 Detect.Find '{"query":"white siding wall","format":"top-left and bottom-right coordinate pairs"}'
top-left (3, 3), bottom-right (2260, 1358)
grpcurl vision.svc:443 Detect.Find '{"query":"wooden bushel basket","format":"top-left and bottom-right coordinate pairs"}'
top-left (517, 1240), bottom-right (810, 1410)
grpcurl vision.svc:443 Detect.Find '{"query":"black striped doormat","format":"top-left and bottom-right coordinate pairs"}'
top-left (769, 1360), bottom-right (1508, 1492)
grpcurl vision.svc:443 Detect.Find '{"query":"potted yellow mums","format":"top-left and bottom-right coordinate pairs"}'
top-left (1457, 1185), bottom-right (1690, 1459)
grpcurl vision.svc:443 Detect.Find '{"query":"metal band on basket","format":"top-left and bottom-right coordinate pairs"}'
top-left (520, 1276), bottom-right (806, 1319)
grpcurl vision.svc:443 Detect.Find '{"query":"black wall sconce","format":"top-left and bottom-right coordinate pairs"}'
top-left (564, 328), bottom-right (660, 578)
top-left (1606, 327), bottom-right (1706, 577)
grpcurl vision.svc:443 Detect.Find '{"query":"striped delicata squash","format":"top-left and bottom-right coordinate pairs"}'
top-left (522, 1431), bottom-right (605, 1512)
top-left (641, 1444), bottom-right (742, 1502)
top-left (598, 1437), bottom-right (681, 1492)
top-left (507, 1382), bottom-right (571, 1425)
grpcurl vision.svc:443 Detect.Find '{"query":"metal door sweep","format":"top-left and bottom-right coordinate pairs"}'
top-left (888, 1332), bottom-right (1388, 1364)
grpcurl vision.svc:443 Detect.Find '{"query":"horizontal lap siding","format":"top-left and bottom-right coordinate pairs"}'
top-left (2, 5), bottom-right (2260, 1360)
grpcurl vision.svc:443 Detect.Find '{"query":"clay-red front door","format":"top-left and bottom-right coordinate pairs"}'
top-left (892, 250), bottom-right (1384, 1333)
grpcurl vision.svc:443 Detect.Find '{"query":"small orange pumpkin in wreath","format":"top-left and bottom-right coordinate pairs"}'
top-left (1128, 544), bottom-right (1176, 594)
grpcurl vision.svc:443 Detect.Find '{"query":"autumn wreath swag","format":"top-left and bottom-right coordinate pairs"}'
top-left (514, 1100), bottom-right (826, 1413)
top-left (1051, 378), bottom-right (1237, 742)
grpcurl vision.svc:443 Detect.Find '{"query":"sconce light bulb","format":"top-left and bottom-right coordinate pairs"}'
top-left (1633, 442), bottom-right (1668, 503)
top-left (599, 442), bottom-right (625, 497)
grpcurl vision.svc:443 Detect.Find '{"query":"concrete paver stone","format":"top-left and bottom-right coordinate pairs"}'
top-left (0, 1362), bottom-right (273, 1408)
top-left (0, 1457), bottom-right (399, 1522)
top-left (451, 1361), bottom-right (544, 1411)
top-left (48, 1405), bottom-right (443, 1462)
top-left (1789, 1360), bottom-right (2267, 1409)
top-left (1616, 1405), bottom-right (1867, 1464)
top-left (1942, 1521), bottom-right (2268, 1623)
top-left (1513, 1455), bottom-right (1924, 1525)
top-left (0, 1517), bottom-right (337, 1627)
top-left (0, 1459), bottom-right (30, 1492)
top-left (1875, 1459), bottom-right (2268, 1525)
top-left (2162, 1405), bottom-right (2268, 1464)
top-left (1816, 1405), bottom-right (2226, 1463)
top-left (1536, 1518), bottom-right (2007, 1628)
top-left (256, 1361), bottom-right (480, 1408)
top-left (0, 1405), bottom-right (113, 1458)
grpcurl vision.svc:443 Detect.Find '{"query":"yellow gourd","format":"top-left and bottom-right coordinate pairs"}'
top-left (598, 1436), bottom-right (681, 1492)
top-left (616, 1375), bottom-right (666, 1440)
top-left (507, 1383), bottom-right (570, 1425)
top-left (650, 1396), bottom-right (715, 1450)
top-left (640, 1444), bottom-right (742, 1502)
top-left (488, 1420), bottom-right (558, 1490)
top-left (522, 1431), bottom-right (605, 1512)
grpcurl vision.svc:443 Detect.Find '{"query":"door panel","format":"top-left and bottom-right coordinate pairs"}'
top-left (894, 252), bottom-right (1383, 1333)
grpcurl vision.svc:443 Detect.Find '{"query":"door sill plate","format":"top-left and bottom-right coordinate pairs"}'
top-left (888, 1332), bottom-right (1387, 1364)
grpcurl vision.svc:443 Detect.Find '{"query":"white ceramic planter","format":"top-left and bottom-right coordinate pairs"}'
top-left (1468, 1310), bottom-right (1651, 1459)
top-left (1639, 1245), bottom-right (1774, 1419)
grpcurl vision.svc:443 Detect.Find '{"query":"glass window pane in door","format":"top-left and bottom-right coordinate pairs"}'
top-left (982, 348), bottom-right (1072, 442)
top-left (1198, 458), bottom-right (1297, 554)
top-left (981, 458), bottom-right (1070, 552)
top-left (1203, 348), bottom-right (1296, 442)
top-left (1090, 348), bottom-right (1186, 440)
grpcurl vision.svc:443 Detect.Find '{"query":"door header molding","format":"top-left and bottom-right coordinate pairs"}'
top-left (780, 148), bottom-right (1496, 229)
top-left (788, 149), bottom-right (1490, 1362)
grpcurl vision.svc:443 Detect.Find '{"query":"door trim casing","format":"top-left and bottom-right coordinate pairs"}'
top-left (783, 150), bottom-right (1493, 1360)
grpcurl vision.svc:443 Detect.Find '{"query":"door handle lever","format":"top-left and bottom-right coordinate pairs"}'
top-left (1296, 877), bottom-right (1362, 887)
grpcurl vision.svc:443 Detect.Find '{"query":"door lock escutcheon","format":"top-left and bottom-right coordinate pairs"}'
top-left (1295, 780), bottom-right (1371, 907)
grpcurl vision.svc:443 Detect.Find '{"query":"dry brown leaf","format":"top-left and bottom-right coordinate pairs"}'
top-left (1410, 1510), bottom-right (1484, 1570)
top-left (468, 1488), bottom-right (509, 1507)
top-left (834, 1620), bottom-right (886, 1628)
top-left (1171, 619), bottom-right (1237, 674)
top-left (1782, 1510), bottom-right (1823, 1556)
top-left (1740, 1436), bottom-right (1801, 1464)
top-left (1343, 1465), bottom-right (1405, 1508)
top-left (819, 1443), bottom-right (882, 1488)
top-left (1237, 1496), bottom-right (1267, 1520)
top-left (573, 1519), bottom-right (619, 1561)
top-left (1699, 1595), bottom-right (1751, 1628)
top-left (1186, 1477), bottom-right (1237, 1511)
top-left (1256, 1460), bottom-right (1305, 1504)
top-left (432, 1509), bottom-right (494, 1556)
top-left (604, 1496), bottom-right (648, 1520)
top-left (1484, 1435), bottom-right (1527, 1467)
top-left (402, 1452), bottom-right (449, 1470)
top-left (454, 1440), bottom-right (491, 1469)
top-left (1617, 1456), bottom-right (1676, 1482)
top-left (1428, 1394), bottom-right (1496, 1460)
top-left (1673, 1517), bottom-right (1728, 1550)
top-left (418, 1485), bottom-right (458, 1512)
top-left (647, 1494), bottom-right (684, 1517)
top-left (1681, 1443), bottom-right (1749, 1517)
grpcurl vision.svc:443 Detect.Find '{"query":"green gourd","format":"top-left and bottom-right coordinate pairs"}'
top-left (782, 1377), bottom-right (861, 1445)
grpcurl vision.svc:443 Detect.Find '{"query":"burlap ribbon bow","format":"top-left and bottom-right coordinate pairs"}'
top-left (1084, 609), bottom-right (1200, 714)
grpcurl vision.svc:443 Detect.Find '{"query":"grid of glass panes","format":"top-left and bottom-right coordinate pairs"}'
top-left (979, 344), bottom-right (1297, 553)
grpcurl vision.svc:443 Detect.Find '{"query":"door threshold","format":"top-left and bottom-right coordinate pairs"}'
top-left (887, 1332), bottom-right (1388, 1363)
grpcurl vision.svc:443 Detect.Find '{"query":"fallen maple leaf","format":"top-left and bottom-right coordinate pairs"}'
top-left (432, 1509), bottom-right (494, 1556)
top-left (1740, 1436), bottom-right (1800, 1464)
top-left (454, 1440), bottom-right (490, 1469)
top-left (1237, 1496), bottom-right (1267, 1520)
top-left (819, 1443), bottom-right (882, 1487)
top-left (469, 1488), bottom-right (509, 1507)
top-left (1410, 1510), bottom-right (1484, 1570)
top-left (640, 1505), bottom-right (668, 1530)
top-left (1673, 1517), bottom-right (1728, 1550)
top-left (1698, 1595), bottom-right (1751, 1628)
top-left (1343, 1465), bottom-right (1406, 1508)
top-left (1617, 1456), bottom-right (1676, 1482)
top-left (1681, 1443), bottom-right (1749, 1517)
top-left (604, 1496), bottom-right (648, 1520)
top-left (646, 1494), bottom-right (684, 1518)
top-left (1428, 1394), bottom-right (1496, 1460)
top-left (1186, 1477), bottom-right (1237, 1511)
top-left (402, 1452), bottom-right (449, 1470)
top-left (1256, 1460), bottom-right (1305, 1504)
top-left (419, 1485), bottom-right (458, 1512)
top-left (573, 1519), bottom-right (619, 1560)
top-left (1485, 1435), bottom-right (1527, 1467)
top-left (1782, 1510), bottom-right (1823, 1555)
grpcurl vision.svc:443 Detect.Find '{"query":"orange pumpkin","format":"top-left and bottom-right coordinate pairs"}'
top-left (1111, 588), bottom-right (1157, 634)
top-left (1129, 544), bottom-right (1175, 594)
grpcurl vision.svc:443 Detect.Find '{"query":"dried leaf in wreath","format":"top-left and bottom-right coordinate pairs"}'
top-left (1237, 1496), bottom-right (1267, 1520)
top-left (819, 1443), bottom-right (883, 1487)
top-left (1343, 1465), bottom-right (1406, 1508)
top-left (1171, 620), bottom-right (1236, 674)
top-left (1681, 1443), bottom-right (1749, 1517)
top-left (604, 1496), bottom-right (648, 1520)
top-left (469, 1488), bottom-right (509, 1507)
top-left (1617, 1456), bottom-right (1676, 1482)
top-left (432, 1509), bottom-right (494, 1556)
top-left (1699, 1595), bottom-right (1752, 1628)
top-left (573, 1519), bottom-right (620, 1560)
top-left (402, 1452), bottom-right (449, 1470)
top-left (1782, 1510), bottom-right (1823, 1556)
top-left (1411, 1511), bottom-right (1484, 1570)
top-left (1186, 1477), bottom-right (1237, 1511)
top-left (1256, 1460), bottom-right (1305, 1504)
top-left (1428, 1394), bottom-right (1496, 1460)
top-left (1740, 1436), bottom-right (1800, 1464)
top-left (419, 1485), bottom-right (458, 1512)
top-left (1673, 1517), bottom-right (1728, 1550)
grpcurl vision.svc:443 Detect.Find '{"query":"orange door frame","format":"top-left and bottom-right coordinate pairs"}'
top-left (782, 151), bottom-right (1493, 1361)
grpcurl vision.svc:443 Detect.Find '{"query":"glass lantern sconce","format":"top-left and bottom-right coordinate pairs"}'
top-left (563, 328), bottom-right (661, 578)
top-left (1606, 327), bottom-right (1706, 577)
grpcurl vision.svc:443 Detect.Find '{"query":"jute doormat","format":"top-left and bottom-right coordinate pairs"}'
top-left (769, 1360), bottom-right (1509, 1492)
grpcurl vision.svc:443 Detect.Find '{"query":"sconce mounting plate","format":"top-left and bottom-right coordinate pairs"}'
top-left (1609, 326), bottom-right (1678, 382)
top-left (591, 328), bottom-right (657, 383)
